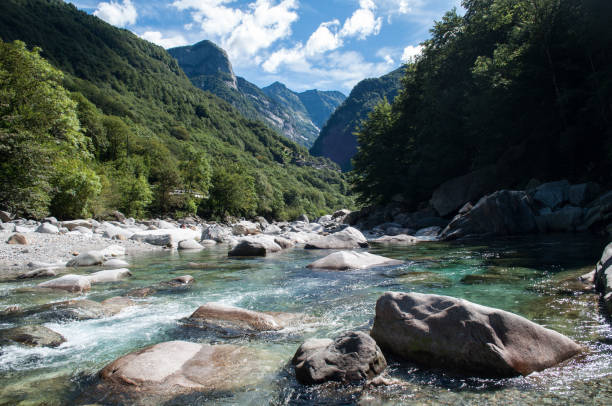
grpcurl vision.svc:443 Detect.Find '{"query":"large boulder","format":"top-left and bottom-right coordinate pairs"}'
top-left (370, 292), bottom-right (581, 377)
top-left (17, 268), bottom-right (58, 279)
top-left (579, 191), bottom-right (612, 231)
top-left (66, 250), bottom-right (105, 267)
top-left (87, 269), bottom-right (132, 284)
top-left (130, 233), bottom-right (173, 247)
top-left (36, 298), bottom-right (128, 321)
top-left (178, 239), bottom-right (204, 250)
top-left (536, 206), bottom-right (584, 232)
top-left (183, 303), bottom-right (285, 333)
top-left (292, 331), bottom-right (387, 385)
top-left (0, 210), bottom-right (12, 222)
top-left (530, 180), bottom-right (570, 209)
top-left (96, 341), bottom-right (276, 402)
top-left (6, 233), bottom-right (28, 245)
top-left (308, 251), bottom-right (402, 270)
top-left (568, 182), bottom-right (601, 206)
top-left (37, 274), bottom-right (91, 293)
top-left (0, 325), bottom-right (66, 347)
top-left (103, 258), bottom-right (129, 268)
top-left (36, 223), bottom-right (59, 234)
top-left (440, 190), bottom-right (538, 240)
top-left (228, 236), bottom-right (282, 257)
top-left (61, 220), bottom-right (93, 231)
top-left (370, 234), bottom-right (420, 244)
top-left (305, 227), bottom-right (368, 249)
top-left (201, 224), bottom-right (232, 242)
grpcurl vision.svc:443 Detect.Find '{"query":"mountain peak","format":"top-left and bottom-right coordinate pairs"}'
top-left (168, 40), bottom-right (237, 89)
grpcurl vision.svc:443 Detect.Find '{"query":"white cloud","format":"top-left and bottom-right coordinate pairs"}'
top-left (339, 0), bottom-right (382, 40)
top-left (172, 0), bottom-right (298, 62)
top-left (401, 44), bottom-right (423, 62)
top-left (305, 20), bottom-right (342, 56)
top-left (94, 0), bottom-right (137, 27)
top-left (140, 31), bottom-right (189, 49)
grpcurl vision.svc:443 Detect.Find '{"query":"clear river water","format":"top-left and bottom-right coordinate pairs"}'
top-left (0, 234), bottom-right (611, 405)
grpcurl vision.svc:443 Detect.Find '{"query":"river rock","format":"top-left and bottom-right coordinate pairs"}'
top-left (102, 223), bottom-right (134, 240)
top-left (292, 331), bottom-right (387, 385)
top-left (370, 234), bottom-right (419, 244)
top-left (0, 325), bottom-right (66, 347)
top-left (536, 205), bottom-right (584, 232)
top-left (184, 303), bottom-right (284, 333)
top-left (17, 268), bottom-right (58, 279)
top-left (61, 220), bottom-right (92, 231)
top-left (87, 269), bottom-right (132, 283)
top-left (38, 299), bottom-right (114, 321)
top-left (305, 227), bottom-right (368, 249)
top-left (178, 239), bottom-right (204, 250)
top-left (232, 221), bottom-right (260, 236)
top-left (228, 236), bottom-right (282, 257)
top-left (569, 182), bottom-right (601, 206)
top-left (440, 190), bottom-right (538, 240)
top-left (126, 276), bottom-right (194, 298)
top-left (415, 226), bottom-right (442, 238)
top-left (579, 191), bottom-right (612, 231)
top-left (6, 233), bottom-right (28, 245)
top-left (0, 210), bottom-right (12, 222)
top-left (530, 180), bottom-right (570, 209)
top-left (202, 224), bottom-right (232, 242)
top-left (370, 292), bottom-right (581, 377)
top-left (96, 341), bottom-right (275, 402)
top-left (130, 233), bottom-right (173, 247)
top-left (36, 223), bottom-right (59, 234)
top-left (100, 245), bottom-right (126, 257)
top-left (308, 251), bottom-right (402, 270)
top-left (100, 296), bottom-right (136, 313)
top-left (37, 274), bottom-right (91, 293)
top-left (103, 258), bottom-right (129, 268)
top-left (67, 251), bottom-right (105, 267)
top-left (594, 242), bottom-right (612, 296)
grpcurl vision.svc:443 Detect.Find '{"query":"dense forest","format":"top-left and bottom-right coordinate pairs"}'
top-left (0, 0), bottom-right (352, 221)
top-left (352, 0), bottom-right (612, 208)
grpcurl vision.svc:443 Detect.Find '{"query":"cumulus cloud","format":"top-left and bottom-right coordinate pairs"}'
top-left (172, 0), bottom-right (298, 62)
top-left (305, 20), bottom-right (342, 57)
top-left (94, 0), bottom-right (137, 27)
top-left (339, 0), bottom-right (382, 40)
top-left (401, 44), bottom-right (423, 62)
top-left (140, 31), bottom-right (189, 49)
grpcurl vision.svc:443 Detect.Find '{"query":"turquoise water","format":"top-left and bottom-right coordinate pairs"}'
top-left (0, 234), bottom-right (610, 405)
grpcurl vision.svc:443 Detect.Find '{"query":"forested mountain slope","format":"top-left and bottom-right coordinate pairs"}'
top-left (352, 0), bottom-right (612, 209)
top-left (169, 41), bottom-right (345, 147)
top-left (310, 68), bottom-right (405, 171)
top-left (0, 0), bottom-right (351, 220)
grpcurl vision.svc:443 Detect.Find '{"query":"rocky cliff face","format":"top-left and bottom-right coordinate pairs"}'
top-left (309, 67), bottom-right (405, 171)
top-left (169, 42), bottom-right (345, 148)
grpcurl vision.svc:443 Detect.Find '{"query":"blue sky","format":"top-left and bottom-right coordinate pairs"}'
top-left (70, 1), bottom-right (462, 93)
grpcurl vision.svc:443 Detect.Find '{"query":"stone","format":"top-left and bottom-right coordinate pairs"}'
top-left (7, 233), bottom-right (28, 245)
top-left (530, 180), bottom-right (570, 209)
top-left (0, 222), bottom-right (15, 232)
top-left (305, 227), bottom-right (368, 249)
top-left (0, 325), bottom-right (66, 347)
top-left (17, 268), bottom-right (58, 279)
top-left (201, 224), bottom-right (232, 242)
top-left (126, 276), bottom-right (194, 298)
top-left (178, 239), bottom-right (204, 250)
top-left (103, 258), bottom-right (129, 268)
top-left (568, 182), bottom-right (601, 207)
top-left (578, 270), bottom-right (596, 285)
top-left (100, 245), bottom-right (126, 257)
top-left (415, 226), bottom-right (442, 238)
top-left (38, 299), bottom-right (127, 321)
top-left (308, 251), bottom-right (402, 270)
top-left (101, 223), bottom-right (134, 240)
top-left (100, 297), bottom-right (135, 313)
top-left (263, 224), bottom-right (282, 234)
top-left (296, 214), bottom-right (309, 223)
top-left (112, 210), bottom-right (126, 222)
top-left (184, 303), bottom-right (284, 332)
top-left (332, 209), bottom-right (351, 220)
top-left (292, 331), bottom-right (387, 385)
top-left (96, 341), bottom-right (275, 402)
top-left (370, 234), bottom-right (419, 244)
top-left (228, 236), bottom-right (282, 257)
top-left (67, 251), bottom-right (105, 267)
top-left (536, 206), bottom-right (584, 232)
top-left (594, 242), bottom-right (612, 295)
top-left (370, 292), bottom-right (581, 377)
top-left (232, 221), bottom-right (260, 236)
top-left (171, 275), bottom-right (194, 284)
top-left (61, 220), bottom-right (92, 231)
top-left (441, 190), bottom-right (538, 240)
top-left (0, 210), bottom-right (12, 222)
top-left (37, 274), bottom-right (91, 293)
top-left (87, 269), bottom-right (132, 284)
top-left (579, 191), bottom-right (612, 231)
top-left (36, 223), bottom-right (59, 234)
top-left (273, 236), bottom-right (294, 249)
top-left (130, 233), bottom-right (173, 247)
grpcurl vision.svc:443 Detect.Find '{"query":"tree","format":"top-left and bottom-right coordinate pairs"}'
top-left (203, 164), bottom-right (256, 218)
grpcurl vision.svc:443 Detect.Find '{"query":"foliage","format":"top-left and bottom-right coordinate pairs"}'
top-left (0, 0), bottom-right (353, 219)
top-left (203, 164), bottom-right (257, 219)
top-left (352, 0), bottom-right (612, 208)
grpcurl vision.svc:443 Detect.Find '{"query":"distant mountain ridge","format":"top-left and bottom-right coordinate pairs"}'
top-left (169, 41), bottom-right (345, 147)
top-left (310, 67), bottom-right (405, 171)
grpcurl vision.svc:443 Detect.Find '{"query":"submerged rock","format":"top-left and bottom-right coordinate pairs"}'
top-left (66, 251), bottom-right (105, 267)
top-left (370, 234), bottom-right (419, 244)
top-left (87, 269), bottom-right (132, 283)
top-left (17, 268), bottom-right (58, 279)
top-left (0, 325), bottom-right (66, 347)
top-left (102, 258), bottom-right (129, 268)
top-left (307, 251), bottom-right (402, 270)
top-left (370, 292), bottom-right (581, 377)
top-left (37, 274), bottom-right (91, 293)
top-left (305, 227), bottom-right (368, 249)
top-left (292, 331), bottom-right (387, 385)
top-left (96, 341), bottom-right (275, 401)
top-left (126, 275), bottom-right (194, 298)
top-left (37, 298), bottom-right (127, 321)
top-left (184, 303), bottom-right (284, 333)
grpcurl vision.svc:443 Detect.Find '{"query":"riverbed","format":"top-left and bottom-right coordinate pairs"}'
top-left (1, 234), bottom-right (610, 405)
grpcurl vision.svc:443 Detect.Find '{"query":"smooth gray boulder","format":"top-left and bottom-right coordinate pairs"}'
top-left (37, 274), bottom-right (91, 293)
top-left (371, 234), bottom-right (420, 244)
top-left (97, 341), bottom-right (276, 402)
top-left (17, 268), bottom-right (58, 279)
top-left (36, 223), bottom-right (59, 234)
top-left (178, 239), bottom-right (204, 250)
top-left (536, 206), bottom-right (584, 232)
top-left (441, 190), bottom-right (538, 240)
top-left (370, 292), bottom-right (581, 377)
top-left (201, 224), bottom-right (232, 242)
top-left (103, 258), bottom-right (129, 268)
top-left (568, 182), bottom-right (601, 206)
top-left (130, 233), bottom-right (173, 247)
top-left (66, 251), bottom-right (105, 267)
top-left (228, 236), bottom-right (282, 257)
top-left (87, 269), bottom-right (132, 283)
top-left (61, 220), bottom-right (92, 231)
top-left (305, 227), bottom-right (368, 249)
top-left (37, 298), bottom-right (133, 321)
top-left (292, 331), bottom-right (387, 385)
top-left (308, 251), bottom-right (402, 270)
top-left (0, 325), bottom-right (66, 347)
top-left (530, 180), bottom-right (570, 209)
